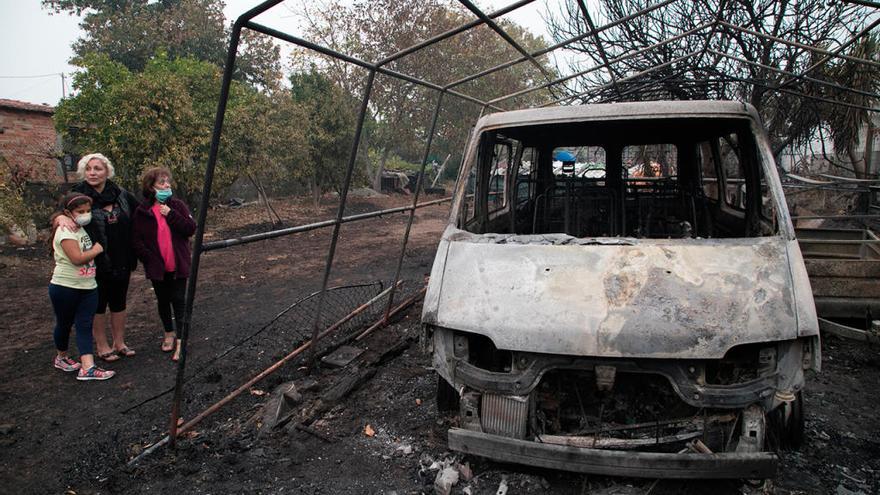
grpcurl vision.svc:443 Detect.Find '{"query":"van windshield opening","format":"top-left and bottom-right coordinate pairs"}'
top-left (459, 117), bottom-right (778, 239)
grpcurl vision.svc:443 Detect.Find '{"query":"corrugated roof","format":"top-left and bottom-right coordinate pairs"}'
top-left (0, 99), bottom-right (55, 114)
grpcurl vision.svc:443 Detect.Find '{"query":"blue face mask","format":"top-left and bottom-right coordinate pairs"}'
top-left (155, 188), bottom-right (173, 203)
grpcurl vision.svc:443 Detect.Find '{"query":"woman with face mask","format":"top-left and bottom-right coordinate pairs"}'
top-left (131, 167), bottom-right (197, 361)
top-left (48, 193), bottom-right (115, 380)
top-left (53, 153), bottom-right (140, 362)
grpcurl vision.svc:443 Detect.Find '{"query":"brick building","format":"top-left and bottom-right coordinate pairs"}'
top-left (0, 98), bottom-right (64, 185)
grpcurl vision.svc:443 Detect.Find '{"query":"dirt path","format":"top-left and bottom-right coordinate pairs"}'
top-left (1, 193), bottom-right (878, 494)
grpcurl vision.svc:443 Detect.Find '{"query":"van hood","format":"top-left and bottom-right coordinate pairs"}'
top-left (424, 234), bottom-right (797, 359)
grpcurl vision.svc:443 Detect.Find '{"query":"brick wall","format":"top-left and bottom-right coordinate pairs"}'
top-left (0, 99), bottom-right (63, 186)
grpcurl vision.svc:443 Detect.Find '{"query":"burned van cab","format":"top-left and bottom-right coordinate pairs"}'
top-left (421, 101), bottom-right (820, 479)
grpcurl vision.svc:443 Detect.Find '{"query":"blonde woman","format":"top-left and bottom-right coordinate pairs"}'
top-left (53, 153), bottom-right (139, 361)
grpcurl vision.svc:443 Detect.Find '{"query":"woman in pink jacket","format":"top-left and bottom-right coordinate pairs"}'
top-left (131, 167), bottom-right (197, 361)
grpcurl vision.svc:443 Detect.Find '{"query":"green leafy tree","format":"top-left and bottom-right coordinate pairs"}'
top-left (222, 87), bottom-right (310, 222)
top-left (43, 0), bottom-right (281, 88)
top-left (0, 156), bottom-right (32, 234)
top-left (290, 70), bottom-right (365, 207)
top-left (55, 54), bottom-right (231, 203)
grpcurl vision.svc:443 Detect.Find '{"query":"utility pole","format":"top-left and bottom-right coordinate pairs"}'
top-left (60, 73), bottom-right (66, 99)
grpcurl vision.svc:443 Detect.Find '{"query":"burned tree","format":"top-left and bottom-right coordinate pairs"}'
top-left (547, 0), bottom-right (879, 163)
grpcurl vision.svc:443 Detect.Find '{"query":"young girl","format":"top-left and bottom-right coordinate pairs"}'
top-left (132, 167), bottom-right (197, 362)
top-left (49, 193), bottom-right (116, 381)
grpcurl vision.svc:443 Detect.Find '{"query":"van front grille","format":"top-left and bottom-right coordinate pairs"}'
top-left (481, 393), bottom-right (528, 439)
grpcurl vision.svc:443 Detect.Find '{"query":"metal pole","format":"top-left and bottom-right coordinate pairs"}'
top-left (130, 283), bottom-right (400, 466)
top-left (456, 0), bottom-right (553, 81)
top-left (167, 0), bottom-right (284, 446)
top-left (489, 23), bottom-right (712, 105)
top-left (357, 287), bottom-right (427, 342)
top-left (777, 17), bottom-right (880, 89)
top-left (715, 19), bottom-right (880, 69)
top-left (201, 196), bottom-right (452, 251)
top-left (543, 50), bottom-right (702, 107)
top-left (306, 69), bottom-right (377, 369)
top-left (444, 0), bottom-right (679, 91)
top-left (384, 92), bottom-right (446, 321)
top-left (708, 49), bottom-right (880, 100)
top-left (705, 68), bottom-right (880, 113)
top-left (168, 21), bottom-right (246, 447)
top-left (376, 0), bottom-right (536, 66)
top-left (245, 21), bottom-right (505, 112)
top-left (574, 0), bottom-right (621, 98)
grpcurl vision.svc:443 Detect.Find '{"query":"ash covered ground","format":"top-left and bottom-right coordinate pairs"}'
top-left (0, 195), bottom-right (877, 494)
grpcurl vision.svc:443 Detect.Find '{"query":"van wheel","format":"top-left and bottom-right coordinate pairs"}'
top-left (436, 376), bottom-right (460, 413)
top-left (769, 391), bottom-right (804, 450)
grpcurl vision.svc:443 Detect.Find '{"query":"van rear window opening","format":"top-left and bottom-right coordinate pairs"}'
top-left (460, 118), bottom-right (777, 239)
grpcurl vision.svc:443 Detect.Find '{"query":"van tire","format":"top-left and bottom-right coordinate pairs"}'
top-left (436, 376), bottom-right (460, 413)
top-left (769, 391), bottom-right (804, 450)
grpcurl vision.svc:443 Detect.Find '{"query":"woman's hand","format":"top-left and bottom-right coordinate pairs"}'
top-left (91, 242), bottom-right (104, 255)
top-left (54, 215), bottom-right (76, 232)
top-left (159, 204), bottom-right (170, 216)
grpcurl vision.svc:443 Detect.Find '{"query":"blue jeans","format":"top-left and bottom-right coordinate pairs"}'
top-left (48, 284), bottom-right (98, 356)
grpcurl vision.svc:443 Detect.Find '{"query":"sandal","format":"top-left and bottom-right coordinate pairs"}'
top-left (97, 350), bottom-right (120, 362)
top-left (115, 346), bottom-right (136, 357)
top-left (161, 335), bottom-right (175, 353)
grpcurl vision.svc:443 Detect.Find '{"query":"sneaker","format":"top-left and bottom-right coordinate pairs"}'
top-left (53, 355), bottom-right (81, 372)
top-left (77, 366), bottom-right (116, 381)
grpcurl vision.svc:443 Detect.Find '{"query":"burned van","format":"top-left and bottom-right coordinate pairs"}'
top-left (421, 101), bottom-right (819, 479)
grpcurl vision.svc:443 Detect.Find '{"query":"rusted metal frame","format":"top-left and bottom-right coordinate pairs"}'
top-left (183, 282), bottom-right (396, 433)
top-left (587, 8), bottom-right (720, 105)
top-left (383, 92), bottom-right (446, 322)
top-left (376, 0), bottom-right (536, 66)
top-left (709, 49), bottom-right (880, 100)
top-left (683, 0), bottom-right (726, 89)
top-left (278, 1), bottom-right (528, 367)
top-left (574, 0), bottom-right (620, 98)
top-left (444, 0), bottom-right (679, 91)
top-left (356, 286), bottom-right (428, 342)
top-left (131, 284), bottom-right (400, 465)
top-left (777, 17), bottom-right (880, 89)
top-left (456, 0), bottom-right (553, 83)
top-left (543, 50), bottom-right (702, 107)
top-left (491, 23), bottom-right (712, 106)
top-left (201, 197), bottom-right (452, 252)
top-left (594, 67), bottom-right (689, 103)
top-left (706, 68), bottom-right (880, 112)
top-left (306, 69), bottom-right (377, 369)
top-left (715, 20), bottom-right (880, 69)
top-left (244, 22), bottom-right (505, 112)
top-left (168, 0), bottom-right (285, 446)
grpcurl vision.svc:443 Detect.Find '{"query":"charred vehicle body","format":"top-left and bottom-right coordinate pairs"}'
top-left (422, 101), bottom-right (820, 479)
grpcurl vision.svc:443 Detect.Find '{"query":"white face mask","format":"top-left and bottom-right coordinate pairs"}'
top-left (74, 213), bottom-right (92, 226)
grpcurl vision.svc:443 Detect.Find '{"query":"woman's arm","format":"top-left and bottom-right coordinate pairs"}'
top-left (51, 213), bottom-right (76, 232)
top-left (165, 200), bottom-right (197, 237)
top-left (60, 239), bottom-right (103, 265)
top-left (130, 214), bottom-right (150, 262)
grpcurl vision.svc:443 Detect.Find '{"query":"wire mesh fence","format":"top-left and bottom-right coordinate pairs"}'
top-left (125, 279), bottom-right (427, 417)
